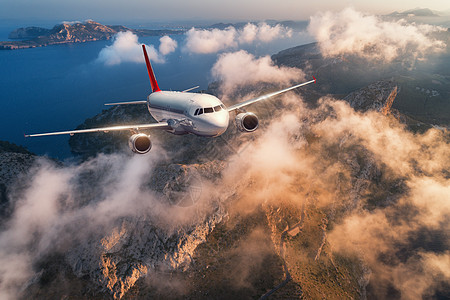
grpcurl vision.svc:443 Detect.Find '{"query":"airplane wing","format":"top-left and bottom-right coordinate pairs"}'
top-left (25, 122), bottom-right (171, 137)
top-left (227, 77), bottom-right (316, 112)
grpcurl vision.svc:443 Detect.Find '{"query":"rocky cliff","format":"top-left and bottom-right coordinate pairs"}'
top-left (0, 142), bottom-right (35, 218)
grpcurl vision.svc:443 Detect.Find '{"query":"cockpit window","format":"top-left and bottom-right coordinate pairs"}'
top-left (195, 105), bottom-right (225, 116)
top-left (204, 107), bottom-right (214, 113)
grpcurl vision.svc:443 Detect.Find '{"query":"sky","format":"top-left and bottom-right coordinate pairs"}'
top-left (1, 0), bottom-right (449, 24)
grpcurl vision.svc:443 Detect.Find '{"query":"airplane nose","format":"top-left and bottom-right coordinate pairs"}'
top-left (210, 112), bottom-right (229, 135)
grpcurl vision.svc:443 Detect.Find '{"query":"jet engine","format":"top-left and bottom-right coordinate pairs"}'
top-left (128, 133), bottom-right (152, 154)
top-left (235, 112), bottom-right (259, 132)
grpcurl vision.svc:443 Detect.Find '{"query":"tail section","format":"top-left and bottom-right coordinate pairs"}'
top-left (142, 45), bottom-right (161, 93)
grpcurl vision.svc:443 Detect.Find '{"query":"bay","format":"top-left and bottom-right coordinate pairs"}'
top-left (0, 25), bottom-right (313, 159)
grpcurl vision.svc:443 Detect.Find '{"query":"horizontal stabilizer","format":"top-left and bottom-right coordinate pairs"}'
top-left (182, 85), bottom-right (200, 93)
top-left (104, 100), bottom-right (147, 106)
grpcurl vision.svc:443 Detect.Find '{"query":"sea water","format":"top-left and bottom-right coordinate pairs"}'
top-left (0, 23), bottom-right (313, 159)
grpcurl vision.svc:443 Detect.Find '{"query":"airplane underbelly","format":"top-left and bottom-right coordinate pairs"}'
top-left (148, 107), bottom-right (192, 135)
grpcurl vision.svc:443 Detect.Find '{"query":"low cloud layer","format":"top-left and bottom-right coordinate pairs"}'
top-left (211, 50), bottom-right (304, 94)
top-left (0, 149), bottom-right (221, 299)
top-left (221, 95), bottom-right (449, 299)
top-left (1, 92), bottom-right (449, 298)
top-left (97, 31), bottom-right (177, 66)
top-left (308, 7), bottom-right (447, 62)
top-left (185, 22), bottom-right (292, 54)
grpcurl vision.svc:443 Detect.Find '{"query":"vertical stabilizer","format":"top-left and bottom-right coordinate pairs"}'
top-left (142, 44), bottom-right (161, 93)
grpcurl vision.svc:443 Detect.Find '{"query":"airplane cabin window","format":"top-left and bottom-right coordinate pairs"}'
top-left (214, 105), bottom-right (222, 112)
top-left (204, 107), bottom-right (214, 113)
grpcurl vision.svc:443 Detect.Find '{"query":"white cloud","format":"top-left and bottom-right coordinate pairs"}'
top-left (251, 22), bottom-right (292, 43)
top-left (185, 26), bottom-right (238, 54)
top-left (185, 23), bottom-right (293, 54)
top-left (238, 23), bottom-right (257, 44)
top-left (97, 31), bottom-right (177, 66)
top-left (308, 7), bottom-right (446, 62)
top-left (211, 50), bottom-right (304, 94)
top-left (158, 35), bottom-right (178, 56)
top-left (62, 21), bottom-right (81, 25)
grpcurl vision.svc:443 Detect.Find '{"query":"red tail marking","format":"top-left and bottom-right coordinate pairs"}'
top-left (142, 44), bottom-right (161, 93)
top-left (313, 76), bottom-right (317, 83)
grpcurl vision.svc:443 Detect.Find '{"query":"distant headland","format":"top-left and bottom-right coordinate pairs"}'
top-left (0, 20), bottom-right (184, 50)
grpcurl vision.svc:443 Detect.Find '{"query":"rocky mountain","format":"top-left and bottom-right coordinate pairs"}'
top-left (1, 39), bottom-right (449, 299)
top-left (384, 8), bottom-right (450, 27)
top-left (272, 41), bottom-right (450, 125)
top-left (0, 20), bottom-right (183, 50)
top-left (388, 8), bottom-right (440, 18)
top-left (2, 75), bottom-right (447, 298)
top-left (32, 76), bottom-right (396, 298)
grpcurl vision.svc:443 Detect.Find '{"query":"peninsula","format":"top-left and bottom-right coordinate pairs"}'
top-left (0, 20), bottom-right (184, 50)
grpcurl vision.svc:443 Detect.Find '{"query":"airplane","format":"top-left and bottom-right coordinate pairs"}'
top-left (25, 45), bottom-right (316, 154)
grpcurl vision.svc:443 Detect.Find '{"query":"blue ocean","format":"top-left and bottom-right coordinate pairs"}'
top-left (0, 22), bottom-right (312, 159)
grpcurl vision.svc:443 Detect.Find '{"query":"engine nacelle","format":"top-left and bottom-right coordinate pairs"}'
top-left (235, 112), bottom-right (259, 132)
top-left (128, 133), bottom-right (152, 154)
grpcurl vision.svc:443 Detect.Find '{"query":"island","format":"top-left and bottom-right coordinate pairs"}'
top-left (0, 20), bottom-right (184, 50)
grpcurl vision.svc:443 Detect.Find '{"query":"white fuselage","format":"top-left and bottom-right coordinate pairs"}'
top-left (147, 91), bottom-right (229, 137)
